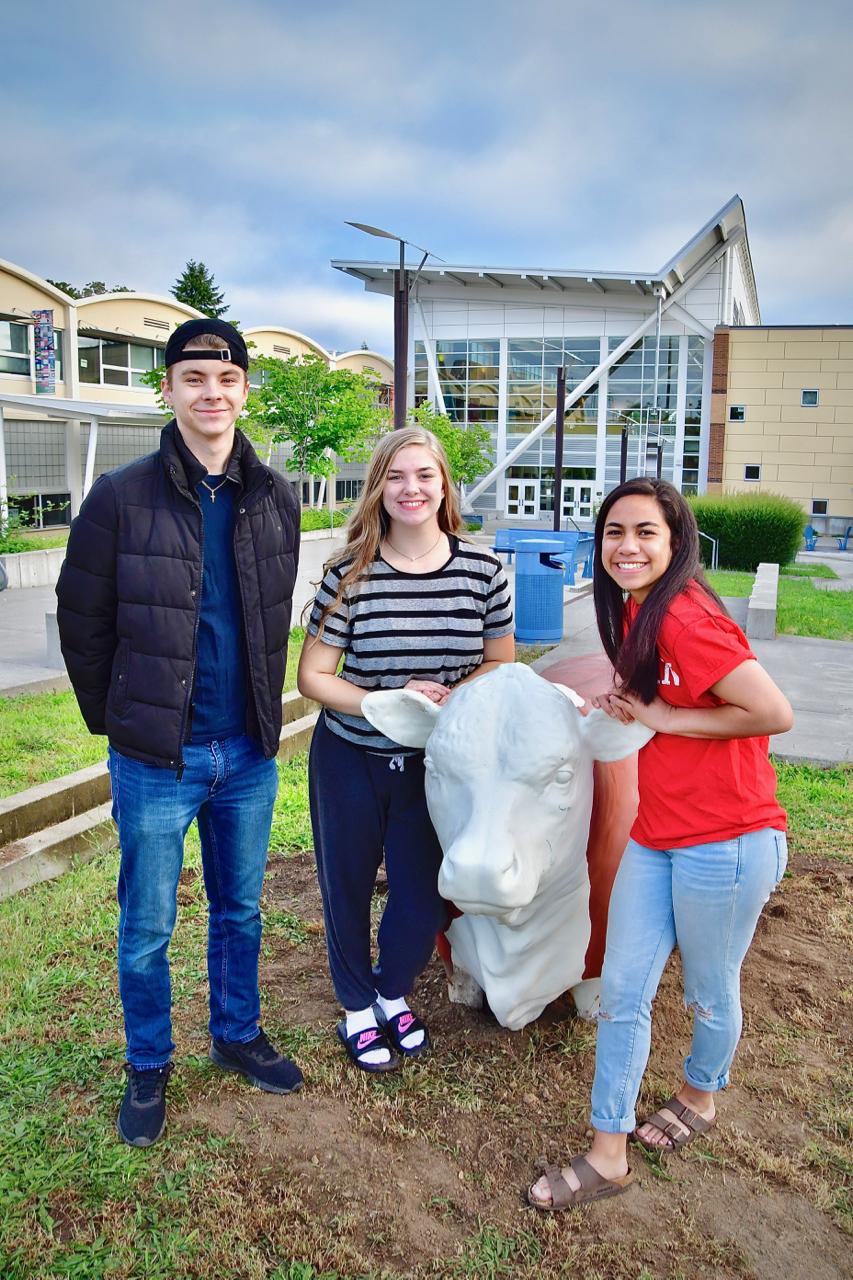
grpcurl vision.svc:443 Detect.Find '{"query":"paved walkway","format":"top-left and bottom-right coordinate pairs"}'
top-left (2, 539), bottom-right (852, 765)
top-left (533, 589), bottom-right (853, 766)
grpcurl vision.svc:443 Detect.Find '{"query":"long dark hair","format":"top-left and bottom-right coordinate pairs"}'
top-left (593, 478), bottom-right (727, 703)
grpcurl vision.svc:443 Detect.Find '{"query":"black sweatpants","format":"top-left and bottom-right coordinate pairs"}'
top-left (308, 714), bottom-right (447, 1012)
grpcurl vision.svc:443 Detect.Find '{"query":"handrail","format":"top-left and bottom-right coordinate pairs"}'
top-left (698, 530), bottom-right (719, 570)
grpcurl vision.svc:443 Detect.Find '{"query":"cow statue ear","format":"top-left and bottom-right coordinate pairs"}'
top-left (361, 689), bottom-right (441, 749)
top-left (550, 683), bottom-right (586, 709)
top-left (580, 707), bottom-right (655, 762)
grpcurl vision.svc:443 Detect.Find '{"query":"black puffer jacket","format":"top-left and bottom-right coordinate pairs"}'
top-left (56, 421), bottom-right (300, 769)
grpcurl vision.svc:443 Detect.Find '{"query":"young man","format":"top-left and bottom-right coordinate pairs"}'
top-left (57, 317), bottom-right (303, 1147)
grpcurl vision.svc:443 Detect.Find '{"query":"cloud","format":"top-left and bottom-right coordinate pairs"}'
top-left (1, 0), bottom-right (853, 334)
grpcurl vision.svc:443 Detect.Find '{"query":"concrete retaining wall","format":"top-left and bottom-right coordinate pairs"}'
top-left (0, 688), bottom-right (319, 899)
top-left (0, 547), bottom-right (66, 589)
top-left (746, 562), bottom-right (779, 640)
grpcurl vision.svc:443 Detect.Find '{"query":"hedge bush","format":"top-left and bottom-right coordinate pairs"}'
top-left (300, 508), bottom-right (348, 532)
top-left (687, 492), bottom-right (805, 572)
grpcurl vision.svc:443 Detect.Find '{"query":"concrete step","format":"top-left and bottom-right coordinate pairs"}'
top-left (0, 802), bottom-right (117, 900)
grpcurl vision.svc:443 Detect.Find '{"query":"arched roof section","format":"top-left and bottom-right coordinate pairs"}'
top-left (243, 326), bottom-right (331, 363)
top-left (0, 256), bottom-right (77, 319)
top-left (334, 349), bottom-right (393, 380)
top-left (75, 292), bottom-right (204, 342)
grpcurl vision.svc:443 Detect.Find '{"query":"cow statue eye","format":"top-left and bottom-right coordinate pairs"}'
top-left (424, 757), bottom-right (436, 774)
top-left (555, 768), bottom-right (574, 784)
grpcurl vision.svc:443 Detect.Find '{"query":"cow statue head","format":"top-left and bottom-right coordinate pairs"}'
top-left (363, 663), bottom-right (653, 923)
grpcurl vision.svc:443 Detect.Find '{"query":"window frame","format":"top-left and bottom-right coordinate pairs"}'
top-left (744, 464), bottom-right (761, 482)
top-left (0, 318), bottom-right (34, 379)
top-left (729, 405), bottom-right (746, 422)
top-left (801, 389), bottom-right (819, 407)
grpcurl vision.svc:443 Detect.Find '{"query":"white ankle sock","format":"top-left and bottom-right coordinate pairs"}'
top-left (375, 994), bottom-right (425, 1049)
top-left (344, 1006), bottom-right (390, 1065)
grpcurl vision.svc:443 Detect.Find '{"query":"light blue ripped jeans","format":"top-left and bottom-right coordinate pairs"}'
top-left (590, 828), bottom-right (788, 1134)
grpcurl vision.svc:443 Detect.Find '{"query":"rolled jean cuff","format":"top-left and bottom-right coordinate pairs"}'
top-left (590, 1112), bottom-right (637, 1134)
top-left (128, 1057), bottom-right (172, 1070)
top-left (683, 1059), bottom-right (728, 1093)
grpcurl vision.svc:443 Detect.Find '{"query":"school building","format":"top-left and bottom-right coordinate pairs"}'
top-left (0, 256), bottom-right (392, 523)
top-left (333, 195), bottom-right (851, 529)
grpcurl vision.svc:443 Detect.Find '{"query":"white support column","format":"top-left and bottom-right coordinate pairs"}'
top-left (65, 304), bottom-right (79, 399)
top-left (0, 406), bottom-right (8, 529)
top-left (673, 334), bottom-right (688, 492)
top-left (65, 419), bottom-right (83, 519)
top-left (83, 416), bottom-right (99, 499)
top-left (496, 337), bottom-right (508, 511)
top-left (698, 337), bottom-right (714, 494)
top-left (413, 298), bottom-right (447, 417)
top-left (594, 335), bottom-right (608, 501)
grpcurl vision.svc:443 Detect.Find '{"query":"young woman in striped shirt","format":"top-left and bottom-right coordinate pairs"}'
top-left (298, 427), bottom-right (514, 1072)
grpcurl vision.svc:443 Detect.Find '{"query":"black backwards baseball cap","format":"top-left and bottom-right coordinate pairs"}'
top-left (165, 318), bottom-right (249, 372)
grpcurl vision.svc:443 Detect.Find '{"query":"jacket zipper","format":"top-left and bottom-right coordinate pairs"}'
top-left (233, 482), bottom-right (266, 748)
top-left (170, 466), bottom-right (204, 778)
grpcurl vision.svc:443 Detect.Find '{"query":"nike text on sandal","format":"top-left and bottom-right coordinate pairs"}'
top-left (209, 1028), bottom-right (304, 1094)
top-left (335, 1021), bottom-right (401, 1073)
top-left (373, 1005), bottom-right (431, 1059)
top-left (527, 1156), bottom-right (633, 1211)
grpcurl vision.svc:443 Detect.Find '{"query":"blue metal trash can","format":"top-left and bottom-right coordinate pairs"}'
top-left (514, 539), bottom-right (565, 645)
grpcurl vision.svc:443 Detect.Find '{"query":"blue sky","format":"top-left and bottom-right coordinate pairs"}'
top-left (2, 0), bottom-right (852, 352)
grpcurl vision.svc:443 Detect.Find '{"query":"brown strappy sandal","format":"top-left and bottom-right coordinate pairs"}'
top-left (527, 1155), bottom-right (633, 1211)
top-left (632, 1097), bottom-right (715, 1154)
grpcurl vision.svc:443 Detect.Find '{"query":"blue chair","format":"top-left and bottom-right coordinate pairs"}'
top-left (803, 525), bottom-right (818, 551)
top-left (836, 526), bottom-right (852, 551)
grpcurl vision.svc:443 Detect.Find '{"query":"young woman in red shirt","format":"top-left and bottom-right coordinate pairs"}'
top-left (529, 477), bottom-right (793, 1210)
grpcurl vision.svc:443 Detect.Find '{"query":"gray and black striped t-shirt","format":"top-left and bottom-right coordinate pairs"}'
top-left (306, 536), bottom-right (513, 753)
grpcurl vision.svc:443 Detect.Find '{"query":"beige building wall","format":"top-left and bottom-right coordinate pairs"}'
top-left (334, 349), bottom-right (393, 382)
top-left (0, 260), bottom-right (76, 396)
top-left (244, 326), bottom-right (330, 363)
top-left (721, 326), bottom-right (853, 524)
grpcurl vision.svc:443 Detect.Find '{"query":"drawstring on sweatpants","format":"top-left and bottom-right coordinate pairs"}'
top-left (389, 755), bottom-right (405, 772)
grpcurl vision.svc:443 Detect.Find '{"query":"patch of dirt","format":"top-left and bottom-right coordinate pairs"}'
top-left (173, 850), bottom-right (853, 1279)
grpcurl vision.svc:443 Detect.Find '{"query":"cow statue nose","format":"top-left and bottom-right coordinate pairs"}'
top-left (438, 845), bottom-right (535, 916)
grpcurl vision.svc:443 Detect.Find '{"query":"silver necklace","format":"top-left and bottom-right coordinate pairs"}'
top-left (200, 477), bottom-right (229, 503)
top-left (383, 531), bottom-right (444, 562)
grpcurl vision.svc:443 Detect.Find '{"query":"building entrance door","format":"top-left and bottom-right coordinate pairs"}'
top-left (506, 480), bottom-right (539, 518)
top-left (561, 481), bottom-right (593, 521)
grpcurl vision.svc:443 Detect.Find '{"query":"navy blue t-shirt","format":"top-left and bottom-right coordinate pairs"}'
top-left (190, 475), bottom-right (248, 742)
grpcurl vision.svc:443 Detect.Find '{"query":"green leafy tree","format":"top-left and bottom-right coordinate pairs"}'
top-left (245, 352), bottom-right (388, 479)
top-left (47, 279), bottom-right (131, 298)
top-left (171, 260), bottom-right (228, 318)
top-left (407, 402), bottom-right (492, 485)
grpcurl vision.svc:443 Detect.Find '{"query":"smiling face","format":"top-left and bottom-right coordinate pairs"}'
top-left (382, 444), bottom-right (445, 533)
top-left (601, 493), bottom-right (674, 603)
top-left (162, 348), bottom-right (249, 454)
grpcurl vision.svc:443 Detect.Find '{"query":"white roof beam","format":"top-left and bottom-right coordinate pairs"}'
top-left (520, 274), bottom-right (545, 290)
top-left (586, 277), bottom-right (605, 293)
top-left (541, 275), bottom-right (565, 291)
top-left (665, 301), bottom-right (714, 341)
top-left (462, 227), bottom-right (743, 510)
top-left (478, 273), bottom-right (504, 288)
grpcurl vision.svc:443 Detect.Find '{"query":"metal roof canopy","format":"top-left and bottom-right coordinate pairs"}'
top-left (0, 391), bottom-right (167, 518)
top-left (332, 195), bottom-right (757, 312)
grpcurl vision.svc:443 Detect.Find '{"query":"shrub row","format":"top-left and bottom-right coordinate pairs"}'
top-left (688, 493), bottom-right (806, 572)
top-left (300, 508), bottom-right (348, 532)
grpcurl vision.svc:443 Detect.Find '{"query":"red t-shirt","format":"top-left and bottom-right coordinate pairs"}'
top-left (624, 585), bottom-right (787, 850)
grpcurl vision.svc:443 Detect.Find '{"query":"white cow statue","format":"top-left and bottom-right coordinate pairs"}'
top-left (362, 662), bottom-right (654, 1031)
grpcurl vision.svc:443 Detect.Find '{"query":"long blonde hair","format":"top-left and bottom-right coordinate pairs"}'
top-left (309, 426), bottom-right (467, 639)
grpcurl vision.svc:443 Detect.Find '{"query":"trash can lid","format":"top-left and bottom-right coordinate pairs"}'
top-left (515, 539), bottom-right (565, 553)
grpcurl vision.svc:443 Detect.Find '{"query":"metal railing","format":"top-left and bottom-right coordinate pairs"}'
top-left (698, 530), bottom-right (719, 570)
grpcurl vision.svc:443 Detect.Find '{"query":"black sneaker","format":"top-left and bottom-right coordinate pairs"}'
top-left (209, 1028), bottom-right (304, 1094)
top-left (117, 1062), bottom-right (173, 1148)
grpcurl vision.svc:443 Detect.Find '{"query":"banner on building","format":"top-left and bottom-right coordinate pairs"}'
top-left (32, 309), bottom-right (55, 394)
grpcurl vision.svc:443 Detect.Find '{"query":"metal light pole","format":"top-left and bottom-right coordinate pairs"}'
top-left (345, 223), bottom-right (437, 429)
top-left (553, 365), bottom-right (565, 533)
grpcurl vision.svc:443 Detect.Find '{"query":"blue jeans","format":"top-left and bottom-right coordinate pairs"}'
top-left (590, 828), bottom-right (788, 1134)
top-left (109, 736), bottom-right (279, 1069)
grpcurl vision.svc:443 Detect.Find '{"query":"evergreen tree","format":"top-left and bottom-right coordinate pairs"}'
top-left (171, 261), bottom-right (228, 318)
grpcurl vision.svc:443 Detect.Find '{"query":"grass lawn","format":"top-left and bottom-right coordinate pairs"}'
top-left (0, 752), bottom-right (851, 1277)
top-left (0, 629), bottom-right (306, 799)
top-left (707, 569), bottom-right (853, 641)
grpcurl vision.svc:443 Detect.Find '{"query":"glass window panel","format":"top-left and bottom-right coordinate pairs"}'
top-left (54, 330), bottom-right (63, 382)
top-left (0, 354), bottom-right (30, 374)
top-left (104, 367), bottom-right (129, 386)
top-left (129, 344), bottom-right (156, 372)
top-left (0, 320), bottom-right (30, 354)
top-left (102, 341), bottom-right (129, 368)
top-left (78, 336), bottom-right (100, 383)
